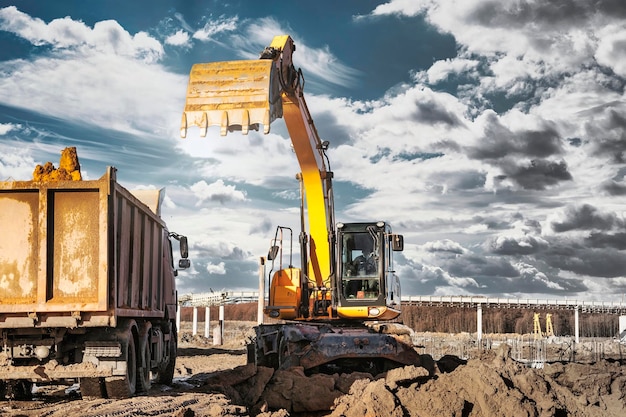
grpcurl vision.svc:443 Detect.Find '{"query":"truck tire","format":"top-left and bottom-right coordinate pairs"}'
top-left (155, 324), bottom-right (176, 385)
top-left (137, 325), bottom-right (152, 394)
top-left (105, 333), bottom-right (137, 399)
top-left (80, 378), bottom-right (105, 399)
top-left (3, 381), bottom-right (33, 400)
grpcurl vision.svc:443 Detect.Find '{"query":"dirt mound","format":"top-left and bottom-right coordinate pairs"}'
top-left (331, 345), bottom-right (626, 417)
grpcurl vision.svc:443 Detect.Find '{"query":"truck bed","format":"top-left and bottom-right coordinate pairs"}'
top-left (0, 167), bottom-right (173, 328)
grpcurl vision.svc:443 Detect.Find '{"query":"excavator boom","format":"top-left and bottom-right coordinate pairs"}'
top-left (181, 35), bottom-right (334, 290)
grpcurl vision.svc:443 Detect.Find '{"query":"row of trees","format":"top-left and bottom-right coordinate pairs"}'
top-left (179, 304), bottom-right (622, 338)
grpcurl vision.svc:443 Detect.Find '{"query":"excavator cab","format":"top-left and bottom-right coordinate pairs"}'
top-left (336, 222), bottom-right (403, 321)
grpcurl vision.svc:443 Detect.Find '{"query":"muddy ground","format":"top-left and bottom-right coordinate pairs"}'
top-left (1, 322), bottom-right (625, 417)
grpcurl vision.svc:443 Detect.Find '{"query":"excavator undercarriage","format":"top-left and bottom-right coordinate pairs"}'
top-left (249, 321), bottom-right (423, 375)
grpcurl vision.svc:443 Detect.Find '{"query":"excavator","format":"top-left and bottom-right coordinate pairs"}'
top-left (181, 35), bottom-right (420, 374)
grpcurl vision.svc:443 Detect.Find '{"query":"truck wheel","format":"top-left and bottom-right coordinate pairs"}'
top-left (7, 381), bottom-right (32, 400)
top-left (155, 325), bottom-right (177, 385)
top-left (105, 334), bottom-right (137, 399)
top-left (137, 329), bottom-right (152, 393)
top-left (80, 378), bottom-right (105, 399)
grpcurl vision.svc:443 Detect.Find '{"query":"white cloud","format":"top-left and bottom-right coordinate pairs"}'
top-left (190, 179), bottom-right (247, 205)
top-left (0, 123), bottom-right (20, 135)
top-left (192, 16), bottom-right (239, 42)
top-left (595, 23), bottom-right (626, 77)
top-left (0, 145), bottom-right (37, 180)
top-left (206, 261), bottom-right (226, 275)
top-left (425, 58), bottom-right (480, 84)
top-left (165, 29), bottom-right (191, 47)
top-left (0, 6), bottom-right (163, 63)
top-left (356, 0), bottom-right (429, 19)
top-left (0, 48), bottom-right (184, 137)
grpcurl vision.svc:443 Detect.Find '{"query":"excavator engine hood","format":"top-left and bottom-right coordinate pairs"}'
top-left (180, 59), bottom-right (283, 137)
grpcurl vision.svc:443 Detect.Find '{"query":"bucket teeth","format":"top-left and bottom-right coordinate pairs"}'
top-left (181, 60), bottom-right (282, 137)
top-left (180, 112), bottom-right (188, 138)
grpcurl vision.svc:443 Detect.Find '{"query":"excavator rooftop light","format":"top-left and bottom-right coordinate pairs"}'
top-left (376, 221), bottom-right (385, 228)
top-left (336, 222), bottom-right (344, 229)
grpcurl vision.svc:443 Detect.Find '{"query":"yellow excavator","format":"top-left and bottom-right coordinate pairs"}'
top-left (181, 35), bottom-right (420, 374)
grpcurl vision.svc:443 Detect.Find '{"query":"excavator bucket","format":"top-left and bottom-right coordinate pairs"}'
top-left (180, 59), bottom-right (283, 138)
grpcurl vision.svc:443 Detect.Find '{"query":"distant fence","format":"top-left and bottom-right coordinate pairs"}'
top-left (401, 295), bottom-right (626, 314)
top-left (413, 333), bottom-right (625, 365)
top-left (179, 292), bottom-right (626, 315)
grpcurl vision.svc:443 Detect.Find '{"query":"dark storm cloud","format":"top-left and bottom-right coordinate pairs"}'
top-left (543, 246), bottom-right (626, 278)
top-left (411, 99), bottom-right (464, 127)
top-left (602, 179), bottom-right (626, 196)
top-left (551, 204), bottom-right (622, 232)
top-left (249, 216), bottom-right (274, 236)
top-left (585, 232), bottom-right (626, 250)
top-left (429, 169), bottom-right (486, 191)
top-left (503, 159), bottom-right (572, 190)
top-left (590, 109), bottom-right (626, 163)
top-left (468, 114), bottom-right (563, 160)
top-left (469, 0), bottom-right (626, 29)
top-left (488, 235), bottom-right (547, 255)
top-left (311, 109), bottom-right (353, 147)
top-left (447, 255), bottom-right (518, 278)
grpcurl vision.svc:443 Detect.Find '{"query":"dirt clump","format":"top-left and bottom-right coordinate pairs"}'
top-left (32, 146), bottom-right (82, 181)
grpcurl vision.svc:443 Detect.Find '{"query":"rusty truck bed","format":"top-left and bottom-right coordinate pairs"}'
top-left (0, 167), bottom-right (173, 328)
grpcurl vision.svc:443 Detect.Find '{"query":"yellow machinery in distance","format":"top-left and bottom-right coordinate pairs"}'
top-left (181, 35), bottom-right (420, 373)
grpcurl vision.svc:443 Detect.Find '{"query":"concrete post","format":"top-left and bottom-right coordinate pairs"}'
top-left (258, 257), bottom-right (265, 325)
top-left (192, 306), bottom-right (198, 336)
top-left (574, 306), bottom-right (579, 344)
top-left (476, 303), bottom-right (483, 342)
top-left (219, 304), bottom-right (225, 342)
top-left (204, 306), bottom-right (211, 338)
top-left (619, 316), bottom-right (626, 343)
top-left (176, 304), bottom-right (181, 333)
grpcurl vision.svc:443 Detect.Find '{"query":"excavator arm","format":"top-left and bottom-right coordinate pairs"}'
top-left (181, 35), bottom-right (335, 291)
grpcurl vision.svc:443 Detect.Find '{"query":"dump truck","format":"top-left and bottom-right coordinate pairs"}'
top-left (181, 35), bottom-right (421, 374)
top-left (0, 165), bottom-right (189, 399)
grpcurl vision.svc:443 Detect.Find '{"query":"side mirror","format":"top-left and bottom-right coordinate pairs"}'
top-left (391, 234), bottom-right (404, 251)
top-left (179, 235), bottom-right (189, 258)
top-left (178, 258), bottom-right (191, 269)
top-left (267, 245), bottom-right (279, 261)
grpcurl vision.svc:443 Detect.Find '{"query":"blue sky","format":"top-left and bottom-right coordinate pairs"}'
top-left (1, 1), bottom-right (626, 301)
